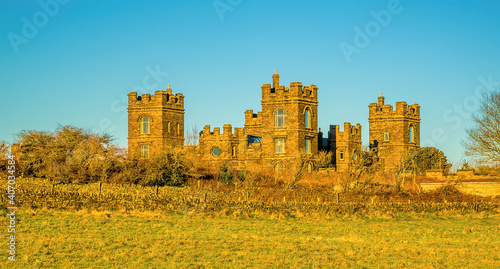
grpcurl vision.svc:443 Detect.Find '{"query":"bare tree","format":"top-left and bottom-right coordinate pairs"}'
top-left (463, 92), bottom-right (500, 163)
top-left (0, 141), bottom-right (9, 177)
top-left (184, 124), bottom-right (200, 146)
top-left (16, 125), bottom-right (121, 183)
top-left (0, 141), bottom-right (8, 159)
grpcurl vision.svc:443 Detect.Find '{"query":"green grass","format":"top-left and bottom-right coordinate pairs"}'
top-left (4, 209), bottom-right (500, 268)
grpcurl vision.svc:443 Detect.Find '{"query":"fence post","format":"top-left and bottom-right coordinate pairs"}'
top-left (99, 182), bottom-right (102, 198)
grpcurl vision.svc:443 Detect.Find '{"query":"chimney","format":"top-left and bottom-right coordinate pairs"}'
top-left (378, 92), bottom-right (385, 107)
top-left (272, 70), bottom-right (279, 89)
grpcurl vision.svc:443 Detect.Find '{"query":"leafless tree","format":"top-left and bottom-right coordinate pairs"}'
top-left (463, 92), bottom-right (500, 163)
top-left (0, 141), bottom-right (8, 159)
top-left (16, 125), bottom-right (121, 183)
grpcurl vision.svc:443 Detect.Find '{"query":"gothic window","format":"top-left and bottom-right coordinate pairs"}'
top-left (353, 150), bottom-right (357, 160)
top-left (232, 146), bottom-right (236, 157)
top-left (339, 150), bottom-right (344, 160)
top-left (305, 139), bottom-right (311, 154)
top-left (141, 145), bottom-right (150, 158)
top-left (409, 125), bottom-right (414, 142)
top-left (140, 116), bottom-right (150, 134)
top-left (275, 138), bottom-right (285, 153)
top-left (275, 109), bottom-right (285, 127)
top-left (305, 109), bottom-right (311, 128)
top-left (384, 130), bottom-right (390, 141)
top-left (177, 123), bottom-right (180, 135)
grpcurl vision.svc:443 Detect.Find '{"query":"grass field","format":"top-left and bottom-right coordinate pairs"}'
top-left (3, 177), bottom-right (500, 268)
top-left (3, 209), bottom-right (500, 268)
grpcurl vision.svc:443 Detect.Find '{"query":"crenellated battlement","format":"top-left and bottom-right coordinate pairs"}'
top-left (368, 93), bottom-right (420, 119)
top-left (244, 110), bottom-right (262, 126)
top-left (261, 71), bottom-right (318, 103)
top-left (329, 123), bottom-right (362, 145)
top-left (201, 124), bottom-right (245, 140)
top-left (333, 122), bottom-right (362, 141)
top-left (128, 85), bottom-right (184, 109)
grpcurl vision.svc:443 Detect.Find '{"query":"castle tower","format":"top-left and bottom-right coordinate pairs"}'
top-left (127, 85), bottom-right (185, 158)
top-left (329, 123), bottom-right (362, 172)
top-left (259, 71), bottom-right (319, 169)
top-left (368, 93), bottom-right (420, 170)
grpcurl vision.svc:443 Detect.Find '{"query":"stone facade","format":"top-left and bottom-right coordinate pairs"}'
top-left (368, 93), bottom-right (421, 170)
top-left (127, 72), bottom-right (421, 171)
top-left (199, 71), bottom-right (319, 170)
top-left (127, 85), bottom-right (184, 158)
top-left (328, 123), bottom-right (362, 172)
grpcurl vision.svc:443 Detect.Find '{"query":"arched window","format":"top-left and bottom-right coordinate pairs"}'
top-left (339, 150), bottom-right (344, 160)
top-left (409, 125), bottom-right (414, 142)
top-left (274, 163), bottom-right (285, 171)
top-left (275, 109), bottom-right (285, 127)
top-left (177, 123), bottom-right (180, 135)
top-left (305, 109), bottom-right (311, 128)
top-left (353, 150), bottom-right (357, 160)
top-left (305, 139), bottom-right (311, 154)
top-left (140, 116), bottom-right (150, 134)
top-left (167, 122), bottom-right (171, 133)
top-left (384, 130), bottom-right (390, 141)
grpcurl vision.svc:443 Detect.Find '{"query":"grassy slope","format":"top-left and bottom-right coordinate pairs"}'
top-left (4, 209), bottom-right (500, 268)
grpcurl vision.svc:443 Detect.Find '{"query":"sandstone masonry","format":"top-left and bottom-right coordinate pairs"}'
top-left (127, 72), bottom-right (421, 171)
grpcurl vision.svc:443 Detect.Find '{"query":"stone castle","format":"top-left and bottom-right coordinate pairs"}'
top-left (128, 71), bottom-right (420, 171)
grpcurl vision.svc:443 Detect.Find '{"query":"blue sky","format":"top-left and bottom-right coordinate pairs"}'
top-left (1, 0), bottom-right (499, 167)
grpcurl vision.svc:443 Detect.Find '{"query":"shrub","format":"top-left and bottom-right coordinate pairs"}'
top-left (139, 147), bottom-right (193, 187)
top-left (401, 147), bottom-right (451, 175)
top-left (217, 163), bottom-right (233, 184)
top-left (15, 125), bottom-right (122, 183)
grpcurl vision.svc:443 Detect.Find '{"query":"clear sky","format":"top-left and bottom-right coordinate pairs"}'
top-left (1, 0), bottom-right (499, 167)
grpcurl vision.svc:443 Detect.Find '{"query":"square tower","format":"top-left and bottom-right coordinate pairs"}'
top-left (128, 85), bottom-right (184, 158)
top-left (368, 93), bottom-right (420, 170)
top-left (259, 71), bottom-right (319, 169)
top-left (329, 123), bottom-right (362, 172)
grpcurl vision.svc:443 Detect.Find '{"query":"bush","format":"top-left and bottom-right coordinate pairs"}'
top-left (138, 147), bottom-right (193, 187)
top-left (217, 163), bottom-right (233, 184)
top-left (15, 125), bottom-right (122, 183)
top-left (402, 147), bottom-right (451, 175)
